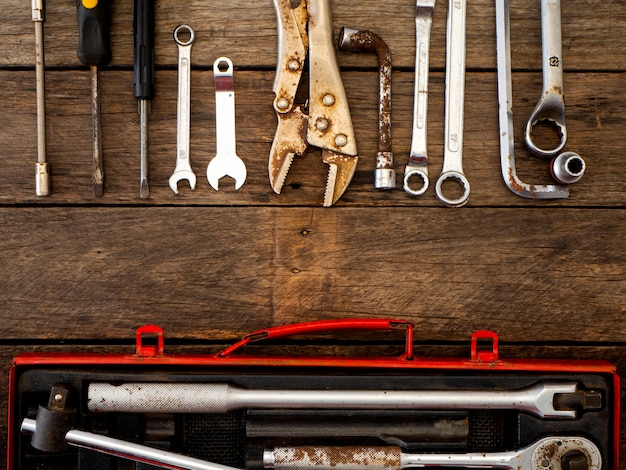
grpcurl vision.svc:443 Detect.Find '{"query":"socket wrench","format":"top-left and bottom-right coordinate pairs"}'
top-left (87, 381), bottom-right (597, 419)
top-left (22, 417), bottom-right (238, 470)
top-left (264, 437), bottom-right (602, 470)
top-left (435, 0), bottom-right (470, 207)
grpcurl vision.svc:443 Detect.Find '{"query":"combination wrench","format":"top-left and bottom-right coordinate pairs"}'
top-left (264, 436), bottom-right (602, 470)
top-left (524, 0), bottom-right (585, 183)
top-left (404, 0), bottom-right (435, 196)
top-left (435, 0), bottom-right (470, 207)
top-left (169, 25), bottom-right (197, 194)
top-left (525, 0), bottom-right (566, 157)
top-left (207, 57), bottom-right (247, 190)
top-left (87, 381), bottom-right (598, 419)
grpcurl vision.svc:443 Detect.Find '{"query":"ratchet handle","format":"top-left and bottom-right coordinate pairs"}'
top-left (133, 0), bottom-right (155, 100)
top-left (76, 0), bottom-right (112, 66)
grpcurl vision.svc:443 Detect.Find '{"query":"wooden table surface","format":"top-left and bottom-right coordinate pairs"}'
top-left (1, 0), bottom-right (625, 466)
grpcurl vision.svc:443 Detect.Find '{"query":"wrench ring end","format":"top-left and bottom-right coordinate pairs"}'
top-left (435, 171), bottom-right (470, 207)
top-left (403, 168), bottom-right (429, 196)
top-left (173, 24), bottom-right (195, 46)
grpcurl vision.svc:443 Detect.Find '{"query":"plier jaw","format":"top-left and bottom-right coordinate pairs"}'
top-left (269, 0), bottom-right (358, 206)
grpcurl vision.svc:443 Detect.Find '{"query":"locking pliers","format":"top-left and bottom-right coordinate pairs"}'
top-left (269, 0), bottom-right (358, 207)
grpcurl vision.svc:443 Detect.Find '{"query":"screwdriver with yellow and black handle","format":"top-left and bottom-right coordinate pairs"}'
top-left (76, 0), bottom-right (112, 196)
top-left (134, 0), bottom-right (155, 198)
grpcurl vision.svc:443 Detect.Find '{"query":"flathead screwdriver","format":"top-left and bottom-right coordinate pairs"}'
top-left (76, 0), bottom-right (112, 196)
top-left (134, 0), bottom-right (155, 198)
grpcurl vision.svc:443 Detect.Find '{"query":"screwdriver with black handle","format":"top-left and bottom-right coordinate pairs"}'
top-left (134, 0), bottom-right (155, 198)
top-left (76, 0), bottom-right (112, 196)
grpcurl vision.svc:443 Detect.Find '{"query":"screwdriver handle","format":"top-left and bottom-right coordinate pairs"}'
top-left (76, 0), bottom-right (112, 66)
top-left (134, 0), bottom-right (155, 100)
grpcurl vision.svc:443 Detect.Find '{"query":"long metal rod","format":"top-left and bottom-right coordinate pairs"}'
top-left (91, 65), bottom-right (104, 196)
top-left (21, 418), bottom-right (239, 470)
top-left (32, 0), bottom-right (50, 196)
top-left (87, 382), bottom-right (578, 419)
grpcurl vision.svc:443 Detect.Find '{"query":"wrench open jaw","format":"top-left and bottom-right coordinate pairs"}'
top-left (269, 0), bottom-right (358, 207)
top-left (207, 57), bottom-right (247, 191)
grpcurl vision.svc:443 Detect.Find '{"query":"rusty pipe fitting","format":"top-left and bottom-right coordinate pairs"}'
top-left (338, 27), bottom-right (395, 189)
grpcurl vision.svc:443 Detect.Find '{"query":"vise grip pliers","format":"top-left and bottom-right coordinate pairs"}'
top-left (269, 0), bottom-right (358, 207)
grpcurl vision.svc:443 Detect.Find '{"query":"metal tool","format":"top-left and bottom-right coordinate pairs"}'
top-left (87, 381), bottom-right (600, 419)
top-left (264, 437), bottom-right (602, 470)
top-left (525, 0), bottom-right (566, 158)
top-left (169, 25), bottom-right (196, 194)
top-left (134, 0), bottom-right (155, 198)
top-left (404, 0), bottom-right (435, 196)
top-left (269, 0), bottom-right (358, 206)
top-left (76, 0), bottom-right (112, 196)
top-left (21, 418), bottom-right (238, 470)
top-left (495, 0), bottom-right (568, 198)
top-left (435, 0), bottom-right (470, 207)
top-left (206, 57), bottom-right (247, 190)
top-left (32, 0), bottom-right (50, 196)
top-left (338, 28), bottom-right (395, 189)
top-left (551, 151), bottom-right (585, 184)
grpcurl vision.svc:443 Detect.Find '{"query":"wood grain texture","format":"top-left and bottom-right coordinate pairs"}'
top-left (0, 207), bottom-right (624, 342)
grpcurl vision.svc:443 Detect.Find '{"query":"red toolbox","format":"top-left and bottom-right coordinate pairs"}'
top-left (7, 319), bottom-right (620, 469)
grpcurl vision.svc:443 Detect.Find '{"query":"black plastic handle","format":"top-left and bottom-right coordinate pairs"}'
top-left (76, 0), bottom-right (112, 66)
top-left (133, 0), bottom-right (155, 100)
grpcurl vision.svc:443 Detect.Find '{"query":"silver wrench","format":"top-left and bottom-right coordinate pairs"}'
top-left (525, 0), bottom-right (566, 157)
top-left (169, 25), bottom-right (196, 194)
top-left (87, 381), bottom-right (591, 419)
top-left (435, 0), bottom-right (470, 207)
top-left (404, 0), bottom-right (435, 196)
top-left (264, 437), bottom-right (602, 470)
top-left (496, 0), bottom-right (568, 198)
top-left (207, 57), bottom-right (247, 190)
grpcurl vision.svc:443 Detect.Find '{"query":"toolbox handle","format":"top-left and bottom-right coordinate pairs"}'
top-left (470, 329), bottom-right (499, 362)
top-left (217, 318), bottom-right (414, 359)
top-left (135, 325), bottom-right (165, 357)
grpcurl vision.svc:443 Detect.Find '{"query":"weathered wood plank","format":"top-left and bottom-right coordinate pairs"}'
top-left (0, 69), bottom-right (623, 206)
top-left (2, 0), bottom-right (625, 70)
top-left (0, 207), bottom-right (624, 342)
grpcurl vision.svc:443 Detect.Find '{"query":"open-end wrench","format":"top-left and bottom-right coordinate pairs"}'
top-left (87, 381), bottom-right (599, 419)
top-left (404, 0), bottom-right (435, 196)
top-left (264, 437), bottom-right (602, 470)
top-left (169, 25), bottom-right (196, 194)
top-left (525, 0), bottom-right (566, 158)
top-left (435, 0), bottom-right (470, 207)
top-left (207, 57), bottom-right (247, 190)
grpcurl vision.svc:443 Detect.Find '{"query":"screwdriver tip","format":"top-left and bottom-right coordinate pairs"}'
top-left (140, 180), bottom-right (149, 199)
top-left (93, 183), bottom-right (104, 197)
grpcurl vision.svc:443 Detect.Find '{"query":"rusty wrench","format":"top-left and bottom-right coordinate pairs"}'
top-left (265, 437), bottom-right (602, 470)
top-left (404, 0), bottom-right (435, 196)
top-left (206, 57), bottom-right (247, 190)
top-left (435, 0), bottom-right (470, 207)
top-left (169, 25), bottom-right (196, 194)
top-left (338, 28), bottom-right (395, 189)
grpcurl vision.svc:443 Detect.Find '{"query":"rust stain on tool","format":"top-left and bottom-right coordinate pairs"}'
top-left (338, 28), bottom-right (394, 189)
